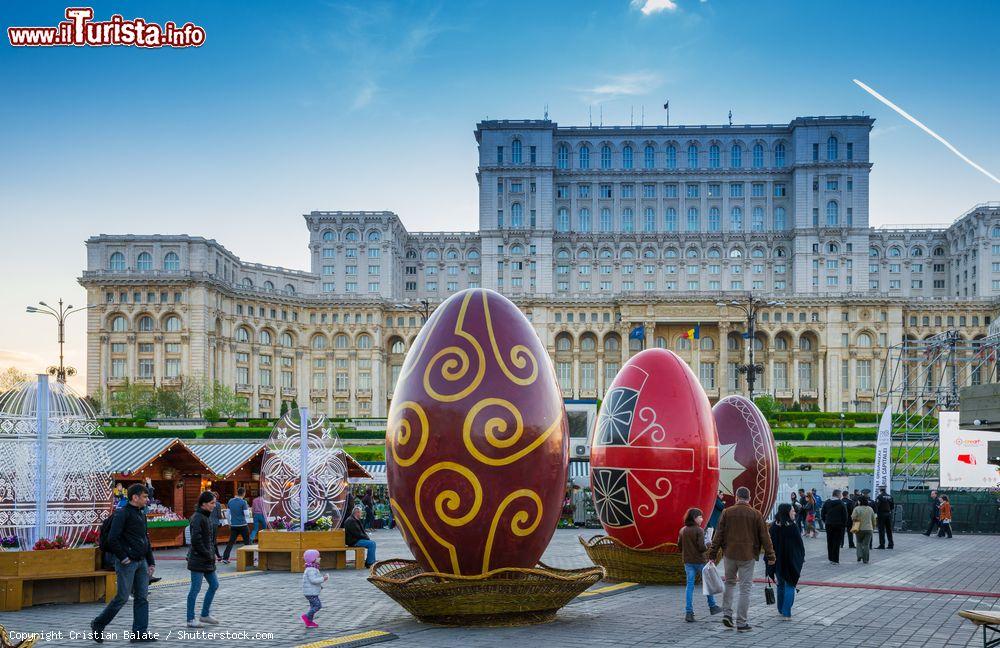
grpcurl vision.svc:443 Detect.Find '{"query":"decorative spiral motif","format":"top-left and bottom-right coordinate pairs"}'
top-left (463, 399), bottom-right (560, 467)
top-left (414, 462), bottom-right (484, 575)
top-left (482, 489), bottom-right (543, 572)
top-left (387, 401), bottom-right (428, 467)
top-left (633, 406), bottom-right (666, 444)
top-left (481, 290), bottom-right (538, 386)
top-left (422, 292), bottom-right (486, 402)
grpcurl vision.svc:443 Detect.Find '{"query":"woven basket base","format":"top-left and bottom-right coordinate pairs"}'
top-left (580, 534), bottom-right (687, 585)
top-left (368, 559), bottom-right (605, 627)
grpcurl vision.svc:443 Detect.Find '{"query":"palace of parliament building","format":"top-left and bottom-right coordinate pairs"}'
top-left (81, 115), bottom-right (1000, 419)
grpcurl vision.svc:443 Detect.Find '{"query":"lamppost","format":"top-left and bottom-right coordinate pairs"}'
top-left (717, 293), bottom-right (784, 401)
top-left (839, 411), bottom-right (847, 474)
top-left (25, 299), bottom-right (94, 383)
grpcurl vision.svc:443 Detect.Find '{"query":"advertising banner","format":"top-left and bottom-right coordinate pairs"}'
top-left (938, 411), bottom-right (1000, 489)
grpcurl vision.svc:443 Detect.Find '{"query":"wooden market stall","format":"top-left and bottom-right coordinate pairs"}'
top-left (186, 442), bottom-right (266, 542)
top-left (105, 438), bottom-right (214, 548)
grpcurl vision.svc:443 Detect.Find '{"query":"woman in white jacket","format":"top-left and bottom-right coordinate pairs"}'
top-left (301, 549), bottom-right (328, 628)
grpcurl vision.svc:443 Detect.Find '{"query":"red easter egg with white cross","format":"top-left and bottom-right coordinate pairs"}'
top-left (713, 395), bottom-right (779, 518)
top-left (590, 349), bottom-right (720, 549)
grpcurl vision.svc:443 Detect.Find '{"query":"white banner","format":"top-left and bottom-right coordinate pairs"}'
top-left (873, 406), bottom-right (892, 494)
top-left (939, 411), bottom-right (1000, 489)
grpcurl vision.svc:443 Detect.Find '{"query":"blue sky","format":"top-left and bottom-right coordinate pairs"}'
top-left (1, 0), bottom-right (998, 388)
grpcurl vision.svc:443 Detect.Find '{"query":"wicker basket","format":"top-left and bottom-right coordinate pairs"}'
top-left (579, 535), bottom-right (686, 584)
top-left (368, 559), bottom-right (605, 626)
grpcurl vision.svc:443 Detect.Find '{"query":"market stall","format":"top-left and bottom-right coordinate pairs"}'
top-left (186, 442), bottom-right (266, 541)
top-left (105, 438), bottom-right (213, 548)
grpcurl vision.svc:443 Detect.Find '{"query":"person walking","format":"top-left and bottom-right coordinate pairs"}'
top-left (790, 492), bottom-right (802, 535)
top-left (708, 491), bottom-right (725, 530)
top-left (874, 487), bottom-right (895, 549)
top-left (923, 490), bottom-right (941, 536)
top-left (571, 485), bottom-right (588, 527)
top-left (937, 495), bottom-right (954, 538)
top-left (802, 493), bottom-right (818, 539)
top-left (186, 491), bottom-right (221, 628)
top-left (300, 549), bottom-right (328, 628)
top-left (362, 488), bottom-right (376, 531)
top-left (841, 491), bottom-right (856, 549)
top-left (344, 507), bottom-right (377, 567)
top-left (250, 495), bottom-right (267, 543)
top-left (221, 487), bottom-right (251, 564)
top-left (209, 491), bottom-right (223, 561)
top-left (851, 495), bottom-right (877, 564)
top-left (821, 489), bottom-right (848, 564)
top-left (91, 484), bottom-right (156, 643)
top-left (678, 508), bottom-right (722, 622)
top-left (767, 503), bottom-right (805, 618)
top-left (793, 491), bottom-right (805, 535)
top-left (812, 489), bottom-right (825, 532)
top-left (709, 486), bottom-right (776, 633)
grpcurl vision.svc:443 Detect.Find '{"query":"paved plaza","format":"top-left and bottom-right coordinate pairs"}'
top-left (3, 529), bottom-right (998, 647)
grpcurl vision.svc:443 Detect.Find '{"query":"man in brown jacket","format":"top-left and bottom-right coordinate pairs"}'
top-left (709, 486), bottom-right (776, 632)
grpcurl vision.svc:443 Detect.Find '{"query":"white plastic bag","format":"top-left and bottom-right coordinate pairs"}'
top-left (702, 561), bottom-right (724, 596)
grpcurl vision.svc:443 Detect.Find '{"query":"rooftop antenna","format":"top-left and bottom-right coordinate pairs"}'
top-left (641, 105), bottom-right (645, 127)
top-left (544, 104), bottom-right (549, 120)
top-left (589, 105), bottom-right (592, 126)
top-left (600, 104), bottom-right (603, 126)
top-left (728, 110), bottom-right (733, 126)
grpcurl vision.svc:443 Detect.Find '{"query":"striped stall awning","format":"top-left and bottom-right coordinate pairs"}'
top-left (353, 462), bottom-right (386, 484)
top-left (105, 438), bottom-right (178, 475)
top-left (186, 443), bottom-right (264, 479)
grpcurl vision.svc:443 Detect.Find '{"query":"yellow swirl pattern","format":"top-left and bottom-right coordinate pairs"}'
top-left (422, 291), bottom-right (486, 402)
top-left (389, 498), bottom-right (439, 572)
top-left (482, 489), bottom-right (543, 573)
top-left (481, 290), bottom-right (539, 386)
top-left (387, 400), bottom-right (428, 467)
top-left (463, 399), bottom-right (561, 466)
top-left (415, 461), bottom-right (484, 574)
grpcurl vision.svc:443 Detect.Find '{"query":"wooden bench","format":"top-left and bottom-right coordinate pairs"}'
top-left (236, 544), bottom-right (366, 573)
top-left (959, 610), bottom-right (1000, 648)
top-left (0, 571), bottom-right (117, 612)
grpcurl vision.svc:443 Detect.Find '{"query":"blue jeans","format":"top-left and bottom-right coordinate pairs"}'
top-left (775, 572), bottom-right (795, 617)
top-left (186, 570), bottom-right (219, 621)
top-left (684, 563), bottom-right (717, 614)
top-left (250, 513), bottom-right (267, 542)
top-left (352, 539), bottom-right (376, 566)
top-left (93, 558), bottom-right (150, 633)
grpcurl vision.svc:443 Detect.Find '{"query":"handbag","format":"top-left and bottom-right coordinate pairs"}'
top-left (850, 520), bottom-right (861, 534)
top-left (764, 578), bottom-right (776, 605)
top-left (702, 561), bottom-right (724, 596)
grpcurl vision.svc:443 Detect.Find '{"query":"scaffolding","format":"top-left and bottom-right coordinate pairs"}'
top-left (876, 330), bottom-right (1000, 488)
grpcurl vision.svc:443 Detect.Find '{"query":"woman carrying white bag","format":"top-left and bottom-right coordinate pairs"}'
top-left (679, 508), bottom-right (724, 623)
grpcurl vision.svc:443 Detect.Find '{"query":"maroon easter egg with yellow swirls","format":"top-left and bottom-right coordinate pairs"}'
top-left (386, 288), bottom-right (569, 576)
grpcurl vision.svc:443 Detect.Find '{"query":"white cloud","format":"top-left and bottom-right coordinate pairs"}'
top-left (631, 0), bottom-right (679, 15)
top-left (351, 80), bottom-right (377, 110)
top-left (581, 71), bottom-right (664, 99)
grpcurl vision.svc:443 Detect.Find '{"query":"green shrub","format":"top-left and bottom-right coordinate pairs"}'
top-left (204, 408), bottom-right (220, 423)
top-left (815, 418), bottom-right (856, 428)
top-left (226, 418), bottom-right (237, 427)
top-left (776, 442), bottom-right (795, 463)
top-left (772, 430), bottom-right (806, 441)
top-left (347, 449), bottom-right (385, 462)
top-left (806, 430), bottom-right (877, 441)
top-left (203, 429), bottom-right (271, 439)
top-left (338, 430), bottom-right (385, 440)
top-left (103, 429), bottom-right (197, 439)
top-left (134, 406), bottom-right (157, 422)
top-left (133, 419), bottom-right (146, 428)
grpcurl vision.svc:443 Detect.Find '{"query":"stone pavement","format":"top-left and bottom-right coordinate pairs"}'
top-left (2, 529), bottom-right (997, 647)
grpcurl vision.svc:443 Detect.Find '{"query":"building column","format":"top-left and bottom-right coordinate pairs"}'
top-left (596, 351), bottom-right (605, 396)
top-left (372, 349), bottom-right (385, 417)
top-left (572, 349), bottom-right (580, 400)
top-left (153, 335), bottom-right (163, 385)
top-left (327, 352), bottom-right (336, 417)
top-left (818, 351), bottom-right (826, 410)
top-left (718, 323), bottom-right (729, 394)
top-left (296, 350), bottom-right (306, 408)
top-left (347, 351), bottom-right (357, 418)
top-left (250, 346), bottom-right (260, 417)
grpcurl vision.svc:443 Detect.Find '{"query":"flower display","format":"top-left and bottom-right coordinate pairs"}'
top-left (33, 535), bottom-right (70, 550)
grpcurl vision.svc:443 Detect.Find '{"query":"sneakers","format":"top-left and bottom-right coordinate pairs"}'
top-left (722, 616), bottom-right (734, 628)
top-left (709, 605), bottom-right (722, 616)
top-left (221, 559), bottom-right (230, 565)
top-left (186, 620), bottom-right (202, 628)
top-left (90, 621), bottom-right (104, 644)
top-left (737, 624), bottom-right (752, 632)
top-left (199, 616), bottom-right (219, 625)
top-left (685, 612), bottom-right (695, 623)
top-left (301, 614), bottom-right (318, 629)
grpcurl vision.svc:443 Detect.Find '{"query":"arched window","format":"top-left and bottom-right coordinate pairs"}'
top-left (730, 206), bottom-right (743, 231)
top-left (869, 246), bottom-right (880, 258)
top-left (136, 252), bottom-right (152, 271)
top-left (775, 335), bottom-right (788, 351)
top-left (686, 248), bottom-right (700, 259)
top-left (889, 247), bottom-right (901, 257)
top-left (163, 252), bottom-right (180, 271)
top-left (752, 143), bottom-right (764, 168)
top-left (557, 145), bottom-right (569, 169)
top-left (730, 144), bottom-right (742, 168)
top-left (601, 145), bottom-right (612, 169)
top-left (511, 138), bottom-right (522, 164)
top-left (260, 330), bottom-right (272, 345)
top-left (708, 248), bottom-right (722, 259)
top-left (774, 248), bottom-right (786, 258)
top-left (312, 334), bottom-right (327, 349)
top-left (357, 334), bottom-right (372, 349)
top-left (242, 277), bottom-right (253, 287)
top-left (556, 249), bottom-right (571, 260)
top-left (578, 249), bottom-right (592, 259)
top-left (581, 336), bottom-right (596, 352)
top-left (345, 230), bottom-right (358, 242)
top-left (165, 316), bottom-right (181, 332)
top-left (510, 244), bottom-right (524, 255)
top-left (237, 327), bottom-right (251, 343)
top-left (752, 206), bottom-right (765, 232)
top-left (600, 207), bottom-right (612, 232)
top-left (405, 249), bottom-right (418, 259)
top-left (280, 332), bottom-right (293, 347)
top-left (687, 144), bottom-right (698, 168)
top-left (556, 335), bottom-right (572, 351)
top-left (933, 246), bottom-right (945, 256)
top-left (753, 336), bottom-right (764, 351)
top-left (511, 203), bottom-right (524, 228)
top-left (857, 333), bottom-right (872, 348)
top-left (826, 200), bottom-right (839, 226)
top-left (391, 339), bottom-right (405, 354)
top-left (579, 208), bottom-right (592, 232)
top-left (910, 246), bottom-right (924, 257)
top-left (138, 315), bottom-right (153, 332)
top-left (644, 145), bottom-right (655, 169)
top-left (827, 136), bottom-right (838, 161)
top-left (666, 144), bottom-right (677, 169)
top-left (467, 250), bottom-right (480, 260)
top-left (109, 252), bottom-right (126, 271)
top-left (284, 284), bottom-right (295, 294)
top-left (665, 248), bottom-right (678, 259)
top-left (322, 230), bottom-right (335, 241)
top-left (799, 336), bottom-right (813, 351)
top-left (827, 242), bottom-right (839, 254)
top-left (752, 248), bottom-right (765, 258)
top-left (604, 336), bottom-right (620, 352)
top-left (263, 280), bottom-right (274, 291)
top-left (644, 207), bottom-right (655, 232)
top-left (642, 248), bottom-right (656, 259)
top-left (729, 248), bottom-right (743, 258)
top-left (622, 145), bottom-right (633, 169)
top-left (367, 230), bottom-right (381, 242)
top-left (728, 336), bottom-right (740, 351)
top-left (557, 207), bottom-right (570, 232)
top-left (676, 337), bottom-right (692, 351)
top-left (709, 144), bottom-right (720, 168)
top-left (111, 316), bottom-right (126, 332)
top-left (991, 225), bottom-right (1000, 238)
top-left (622, 208), bottom-right (634, 233)
top-left (774, 142), bottom-right (786, 167)
top-left (655, 336), bottom-right (667, 349)
top-left (579, 145), bottom-right (589, 169)
top-left (700, 336), bottom-right (715, 350)
top-left (334, 334), bottom-right (348, 349)
top-left (426, 249), bottom-right (439, 260)
top-left (620, 249), bottom-right (635, 259)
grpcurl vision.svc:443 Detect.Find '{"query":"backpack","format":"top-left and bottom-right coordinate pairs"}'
top-left (99, 511), bottom-right (117, 570)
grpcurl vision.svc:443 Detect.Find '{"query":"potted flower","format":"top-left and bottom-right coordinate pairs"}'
top-left (1, 534), bottom-right (18, 551)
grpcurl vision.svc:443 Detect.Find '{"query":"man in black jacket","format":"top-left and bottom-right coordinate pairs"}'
top-left (840, 491), bottom-right (856, 549)
top-left (875, 487), bottom-right (895, 549)
top-left (344, 506), bottom-right (377, 567)
top-left (91, 484), bottom-right (156, 643)
top-left (821, 489), bottom-right (848, 564)
top-left (923, 490), bottom-right (940, 536)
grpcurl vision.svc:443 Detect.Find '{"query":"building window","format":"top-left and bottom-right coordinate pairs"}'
top-left (826, 201), bottom-right (839, 226)
top-left (579, 146), bottom-right (590, 169)
top-left (579, 208), bottom-right (592, 232)
top-left (665, 208), bottom-right (677, 232)
top-left (511, 139), bottom-right (522, 164)
top-left (622, 145), bottom-right (633, 169)
top-left (846, 143), bottom-right (853, 160)
top-left (708, 207), bottom-right (721, 232)
top-left (601, 145), bottom-right (612, 169)
top-left (109, 252), bottom-right (126, 271)
top-left (827, 136), bottom-right (838, 160)
top-left (687, 144), bottom-right (698, 168)
top-left (752, 143), bottom-right (764, 168)
top-left (730, 145), bottom-right (742, 168)
top-left (774, 143), bottom-right (786, 167)
top-left (557, 145), bottom-right (568, 169)
top-left (622, 208), bottom-right (634, 233)
top-left (774, 207), bottom-right (786, 230)
top-left (730, 207), bottom-right (743, 231)
top-left (699, 363), bottom-right (717, 389)
top-left (666, 145), bottom-right (677, 169)
top-left (644, 145), bottom-right (655, 169)
top-left (687, 207), bottom-right (699, 232)
top-left (556, 362), bottom-right (572, 391)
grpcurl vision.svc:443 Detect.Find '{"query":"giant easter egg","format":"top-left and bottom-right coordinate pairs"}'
top-left (590, 349), bottom-right (719, 549)
top-left (712, 395), bottom-right (779, 517)
top-left (386, 288), bottom-right (568, 576)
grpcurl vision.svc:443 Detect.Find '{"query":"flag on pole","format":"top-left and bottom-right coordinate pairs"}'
top-left (629, 325), bottom-right (645, 340)
top-left (681, 325), bottom-right (700, 340)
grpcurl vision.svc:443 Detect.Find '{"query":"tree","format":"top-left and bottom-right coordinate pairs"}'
top-left (0, 366), bottom-right (29, 393)
top-left (279, 400), bottom-right (289, 417)
top-left (209, 381), bottom-right (249, 418)
top-left (178, 375), bottom-right (209, 417)
top-left (776, 441), bottom-right (795, 464)
top-left (753, 394), bottom-right (782, 419)
top-left (155, 388), bottom-right (186, 418)
top-left (109, 379), bottom-right (156, 416)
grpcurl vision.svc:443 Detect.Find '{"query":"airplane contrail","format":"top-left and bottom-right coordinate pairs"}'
top-left (853, 78), bottom-right (1000, 185)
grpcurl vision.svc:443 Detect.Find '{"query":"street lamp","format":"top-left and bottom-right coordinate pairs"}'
top-left (717, 292), bottom-right (784, 401)
top-left (26, 299), bottom-right (95, 383)
top-left (839, 411), bottom-right (847, 474)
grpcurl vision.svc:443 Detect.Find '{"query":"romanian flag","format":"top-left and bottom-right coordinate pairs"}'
top-left (682, 325), bottom-right (700, 340)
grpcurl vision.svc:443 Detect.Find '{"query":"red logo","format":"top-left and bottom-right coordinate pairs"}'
top-left (957, 454), bottom-right (977, 465)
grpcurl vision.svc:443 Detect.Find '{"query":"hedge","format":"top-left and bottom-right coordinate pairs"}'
top-left (103, 429), bottom-right (197, 439)
top-left (814, 418), bottom-right (856, 428)
top-left (806, 430), bottom-right (877, 441)
top-left (337, 430), bottom-right (384, 440)
top-left (776, 412), bottom-right (879, 424)
top-left (348, 450), bottom-right (385, 462)
top-left (772, 430), bottom-right (807, 441)
top-left (202, 429), bottom-right (271, 439)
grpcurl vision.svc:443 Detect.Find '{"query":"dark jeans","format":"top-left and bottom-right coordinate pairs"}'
top-left (211, 523), bottom-right (221, 558)
top-left (924, 517), bottom-right (940, 535)
top-left (186, 571), bottom-right (219, 621)
top-left (775, 571), bottom-right (795, 617)
top-left (825, 525), bottom-right (844, 563)
top-left (352, 539), bottom-right (377, 566)
top-left (222, 525), bottom-right (251, 560)
top-left (937, 521), bottom-right (953, 538)
top-left (305, 594), bottom-right (322, 621)
top-left (877, 514), bottom-right (894, 547)
top-left (93, 558), bottom-right (150, 633)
